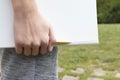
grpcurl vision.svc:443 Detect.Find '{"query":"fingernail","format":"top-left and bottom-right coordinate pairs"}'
top-left (50, 47), bottom-right (53, 52)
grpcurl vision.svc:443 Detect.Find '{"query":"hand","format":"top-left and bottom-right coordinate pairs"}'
top-left (14, 11), bottom-right (56, 56)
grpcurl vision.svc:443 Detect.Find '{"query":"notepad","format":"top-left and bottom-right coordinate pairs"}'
top-left (0, 0), bottom-right (98, 48)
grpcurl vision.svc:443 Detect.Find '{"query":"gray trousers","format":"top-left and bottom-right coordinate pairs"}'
top-left (1, 46), bottom-right (58, 80)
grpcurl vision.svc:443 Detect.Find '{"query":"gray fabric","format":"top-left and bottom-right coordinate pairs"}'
top-left (1, 46), bottom-right (58, 80)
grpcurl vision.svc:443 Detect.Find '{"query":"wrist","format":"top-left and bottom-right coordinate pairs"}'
top-left (12, 0), bottom-right (38, 17)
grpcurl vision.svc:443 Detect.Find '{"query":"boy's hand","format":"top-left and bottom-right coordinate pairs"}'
top-left (14, 11), bottom-right (56, 56)
top-left (12, 0), bottom-right (56, 56)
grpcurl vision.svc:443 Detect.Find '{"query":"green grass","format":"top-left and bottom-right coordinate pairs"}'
top-left (58, 24), bottom-right (120, 80)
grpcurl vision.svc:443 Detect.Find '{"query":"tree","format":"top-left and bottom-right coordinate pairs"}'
top-left (97, 0), bottom-right (120, 23)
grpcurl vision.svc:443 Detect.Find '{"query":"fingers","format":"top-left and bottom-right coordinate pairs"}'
top-left (48, 27), bottom-right (56, 52)
top-left (15, 40), bottom-right (49, 56)
top-left (15, 42), bottom-right (32, 56)
top-left (15, 44), bottom-right (23, 54)
top-left (40, 45), bottom-right (48, 55)
top-left (32, 47), bottom-right (39, 56)
top-left (31, 42), bottom-right (40, 56)
top-left (24, 47), bottom-right (31, 56)
top-left (15, 27), bottom-right (55, 56)
top-left (40, 36), bottom-right (49, 55)
top-left (48, 42), bottom-right (53, 52)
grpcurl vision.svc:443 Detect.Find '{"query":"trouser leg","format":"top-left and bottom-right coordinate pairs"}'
top-left (1, 46), bottom-right (58, 80)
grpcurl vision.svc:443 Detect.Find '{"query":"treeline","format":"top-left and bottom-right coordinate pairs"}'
top-left (97, 0), bottom-right (120, 23)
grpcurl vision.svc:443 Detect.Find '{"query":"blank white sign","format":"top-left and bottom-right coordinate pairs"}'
top-left (0, 0), bottom-right (98, 48)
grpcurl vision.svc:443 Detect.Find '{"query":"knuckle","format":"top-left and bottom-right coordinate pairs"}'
top-left (32, 42), bottom-right (40, 47)
top-left (42, 40), bottom-right (48, 46)
top-left (15, 44), bottom-right (20, 49)
top-left (23, 42), bottom-right (31, 47)
top-left (41, 37), bottom-right (49, 46)
top-left (16, 41), bottom-right (23, 47)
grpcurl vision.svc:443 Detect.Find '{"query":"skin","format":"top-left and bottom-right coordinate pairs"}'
top-left (12, 0), bottom-right (56, 56)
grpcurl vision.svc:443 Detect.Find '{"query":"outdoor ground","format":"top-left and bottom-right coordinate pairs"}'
top-left (58, 24), bottom-right (120, 80)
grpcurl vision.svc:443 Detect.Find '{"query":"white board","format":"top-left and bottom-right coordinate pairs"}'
top-left (0, 0), bottom-right (98, 48)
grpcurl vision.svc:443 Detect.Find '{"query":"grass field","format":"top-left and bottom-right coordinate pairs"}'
top-left (58, 24), bottom-right (120, 80)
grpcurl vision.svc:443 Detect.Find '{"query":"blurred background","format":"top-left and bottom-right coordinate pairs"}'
top-left (58, 0), bottom-right (120, 80)
top-left (97, 0), bottom-right (120, 23)
top-left (0, 0), bottom-right (120, 80)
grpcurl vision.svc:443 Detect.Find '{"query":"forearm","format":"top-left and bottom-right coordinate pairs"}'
top-left (12, 0), bottom-right (38, 16)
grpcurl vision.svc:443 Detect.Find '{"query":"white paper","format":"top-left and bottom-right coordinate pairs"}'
top-left (0, 0), bottom-right (98, 48)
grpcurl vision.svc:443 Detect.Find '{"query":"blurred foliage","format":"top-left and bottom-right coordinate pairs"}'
top-left (97, 0), bottom-right (120, 23)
